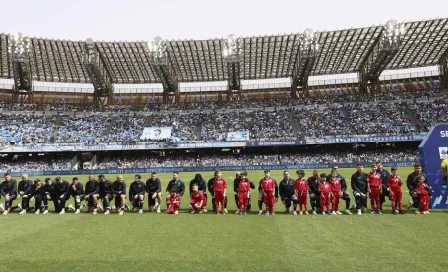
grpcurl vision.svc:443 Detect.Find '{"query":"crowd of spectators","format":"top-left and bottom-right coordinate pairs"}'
top-left (408, 100), bottom-right (448, 131)
top-left (0, 156), bottom-right (72, 171)
top-left (0, 90), bottom-right (446, 145)
top-left (95, 148), bottom-right (417, 169)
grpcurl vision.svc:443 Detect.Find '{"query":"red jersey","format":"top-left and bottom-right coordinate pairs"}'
top-left (368, 172), bottom-right (382, 188)
top-left (191, 191), bottom-right (205, 202)
top-left (294, 178), bottom-right (309, 192)
top-left (319, 182), bottom-right (331, 195)
top-left (387, 176), bottom-right (403, 190)
top-left (238, 180), bottom-right (251, 193)
top-left (261, 178), bottom-right (276, 192)
top-left (169, 194), bottom-right (181, 205)
top-left (213, 178), bottom-right (227, 192)
top-left (417, 183), bottom-right (430, 196)
top-left (328, 178), bottom-right (342, 192)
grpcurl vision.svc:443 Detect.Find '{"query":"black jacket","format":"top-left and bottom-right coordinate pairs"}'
top-left (56, 181), bottom-right (70, 197)
top-left (99, 180), bottom-right (113, 196)
top-left (351, 172), bottom-right (368, 194)
top-left (207, 178), bottom-right (215, 196)
top-left (377, 168), bottom-right (390, 190)
top-left (112, 181), bottom-right (127, 195)
top-left (166, 180), bottom-right (185, 196)
top-left (1, 180), bottom-right (17, 197)
top-left (406, 172), bottom-right (428, 192)
top-left (146, 178), bottom-right (161, 193)
top-left (129, 181), bottom-right (146, 199)
top-left (85, 180), bottom-right (99, 196)
top-left (308, 175), bottom-right (320, 195)
top-left (70, 182), bottom-right (85, 196)
top-left (189, 178), bottom-right (207, 195)
top-left (18, 180), bottom-right (33, 195)
top-left (44, 181), bottom-right (57, 197)
top-left (279, 178), bottom-right (295, 198)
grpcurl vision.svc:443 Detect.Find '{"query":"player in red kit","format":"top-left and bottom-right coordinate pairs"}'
top-left (328, 170), bottom-right (343, 215)
top-left (237, 171), bottom-right (251, 215)
top-left (368, 164), bottom-right (382, 214)
top-left (213, 170), bottom-right (227, 215)
top-left (387, 167), bottom-right (404, 215)
top-left (294, 170), bottom-right (309, 215)
top-left (168, 190), bottom-right (181, 215)
top-left (318, 173), bottom-right (332, 215)
top-left (261, 170), bottom-right (276, 215)
top-left (416, 175), bottom-right (431, 214)
top-left (189, 184), bottom-right (206, 214)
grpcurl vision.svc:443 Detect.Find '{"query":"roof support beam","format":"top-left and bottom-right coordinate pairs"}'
top-left (223, 35), bottom-right (242, 101)
top-left (83, 38), bottom-right (114, 103)
top-left (148, 37), bottom-right (179, 102)
top-left (291, 29), bottom-right (319, 98)
top-left (8, 33), bottom-right (33, 92)
top-left (358, 20), bottom-right (406, 92)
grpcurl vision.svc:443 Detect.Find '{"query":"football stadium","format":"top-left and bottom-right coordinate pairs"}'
top-left (1, 1), bottom-right (448, 271)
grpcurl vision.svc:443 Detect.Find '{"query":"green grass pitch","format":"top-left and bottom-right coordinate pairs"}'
top-left (1, 167), bottom-right (448, 272)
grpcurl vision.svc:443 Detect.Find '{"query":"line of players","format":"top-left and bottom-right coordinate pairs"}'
top-left (0, 162), bottom-right (431, 215)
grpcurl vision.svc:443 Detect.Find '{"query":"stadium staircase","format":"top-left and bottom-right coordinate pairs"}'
top-left (290, 112), bottom-right (302, 136)
top-left (144, 116), bottom-right (154, 127)
top-left (50, 116), bottom-right (63, 143)
top-left (402, 103), bottom-right (425, 130)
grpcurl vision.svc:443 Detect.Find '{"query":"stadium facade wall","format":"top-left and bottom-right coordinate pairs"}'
top-left (0, 161), bottom-right (415, 177)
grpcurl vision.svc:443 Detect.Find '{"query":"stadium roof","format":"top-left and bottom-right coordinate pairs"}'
top-left (0, 18), bottom-right (447, 85)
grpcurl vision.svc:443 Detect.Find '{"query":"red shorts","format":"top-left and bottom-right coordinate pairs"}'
top-left (238, 193), bottom-right (249, 208)
top-left (370, 188), bottom-right (381, 200)
top-left (214, 191), bottom-right (225, 205)
top-left (320, 195), bottom-right (330, 207)
top-left (168, 203), bottom-right (180, 213)
top-left (389, 188), bottom-right (402, 201)
top-left (331, 191), bottom-right (340, 204)
top-left (297, 190), bottom-right (307, 205)
top-left (190, 200), bottom-right (206, 208)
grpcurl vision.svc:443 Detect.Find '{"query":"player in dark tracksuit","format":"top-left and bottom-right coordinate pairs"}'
top-left (308, 170), bottom-right (321, 214)
top-left (69, 177), bottom-right (84, 213)
top-left (406, 164), bottom-right (428, 210)
top-left (279, 170), bottom-right (297, 213)
top-left (84, 177), bottom-right (99, 213)
top-left (351, 164), bottom-right (369, 215)
top-left (327, 166), bottom-right (351, 214)
top-left (17, 174), bottom-right (33, 214)
top-left (190, 174), bottom-right (208, 211)
top-left (129, 174), bottom-right (146, 213)
top-left (55, 177), bottom-right (70, 214)
top-left (1, 174), bottom-right (18, 215)
top-left (166, 172), bottom-right (185, 210)
top-left (29, 179), bottom-right (46, 214)
top-left (98, 175), bottom-right (113, 215)
top-left (376, 162), bottom-right (390, 211)
top-left (111, 175), bottom-right (127, 215)
top-left (146, 173), bottom-right (162, 212)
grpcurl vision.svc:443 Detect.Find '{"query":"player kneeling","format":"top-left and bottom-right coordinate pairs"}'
top-left (319, 174), bottom-right (332, 215)
top-left (168, 190), bottom-right (181, 215)
top-left (416, 175), bottom-right (431, 215)
top-left (146, 172), bottom-right (162, 213)
top-left (129, 175), bottom-right (145, 214)
top-left (387, 167), bottom-right (404, 215)
top-left (189, 184), bottom-right (206, 214)
top-left (69, 177), bottom-right (85, 214)
top-left (112, 175), bottom-right (127, 215)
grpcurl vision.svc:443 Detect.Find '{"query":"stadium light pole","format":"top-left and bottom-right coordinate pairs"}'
top-left (223, 34), bottom-right (242, 100)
